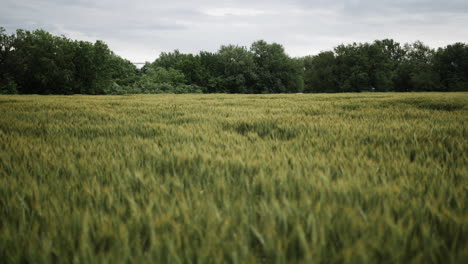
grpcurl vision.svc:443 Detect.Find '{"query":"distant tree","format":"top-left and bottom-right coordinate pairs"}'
top-left (9, 29), bottom-right (76, 94)
top-left (198, 51), bottom-right (224, 93)
top-left (332, 39), bottom-right (407, 92)
top-left (334, 43), bottom-right (372, 92)
top-left (303, 52), bottom-right (338, 93)
top-left (395, 41), bottom-right (441, 91)
top-left (87, 40), bottom-right (114, 94)
top-left (250, 40), bottom-right (303, 93)
top-left (1, 27), bottom-right (466, 94)
top-left (134, 65), bottom-right (193, 93)
top-left (215, 45), bottom-right (257, 93)
top-left (109, 55), bottom-right (139, 87)
top-left (369, 39), bottom-right (404, 91)
top-left (150, 50), bottom-right (206, 87)
top-left (434, 43), bottom-right (468, 91)
top-left (0, 27), bottom-right (18, 93)
top-left (152, 50), bottom-right (184, 69)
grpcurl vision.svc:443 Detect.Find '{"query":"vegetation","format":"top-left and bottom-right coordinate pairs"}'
top-left (1, 93), bottom-right (467, 263)
top-left (0, 28), bottom-right (139, 95)
top-left (1, 27), bottom-right (467, 94)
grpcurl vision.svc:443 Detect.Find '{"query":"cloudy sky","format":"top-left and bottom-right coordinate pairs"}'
top-left (2, 0), bottom-right (467, 62)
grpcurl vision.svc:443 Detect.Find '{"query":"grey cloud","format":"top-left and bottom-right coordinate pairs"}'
top-left (1, 0), bottom-right (467, 61)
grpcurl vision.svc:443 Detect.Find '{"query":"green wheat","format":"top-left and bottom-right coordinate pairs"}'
top-left (0, 93), bottom-right (467, 263)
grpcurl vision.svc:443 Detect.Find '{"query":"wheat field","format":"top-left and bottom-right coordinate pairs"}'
top-left (0, 93), bottom-right (467, 263)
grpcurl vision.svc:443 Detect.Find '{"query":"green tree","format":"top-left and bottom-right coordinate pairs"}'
top-left (216, 45), bottom-right (256, 93)
top-left (198, 51), bottom-right (224, 93)
top-left (334, 43), bottom-right (372, 92)
top-left (395, 41), bottom-right (441, 91)
top-left (10, 29), bottom-right (75, 94)
top-left (150, 50), bottom-right (206, 88)
top-left (0, 27), bottom-right (18, 93)
top-left (434, 43), bottom-right (468, 91)
top-left (369, 39), bottom-right (404, 91)
top-left (303, 52), bottom-right (338, 93)
top-left (135, 66), bottom-right (188, 93)
top-left (250, 40), bottom-right (303, 93)
top-left (0, 28), bottom-right (132, 95)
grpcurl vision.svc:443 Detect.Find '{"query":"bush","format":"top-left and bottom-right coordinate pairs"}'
top-left (173, 84), bottom-right (204, 94)
top-left (136, 83), bottom-right (204, 94)
top-left (0, 80), bottom-right (18, 94)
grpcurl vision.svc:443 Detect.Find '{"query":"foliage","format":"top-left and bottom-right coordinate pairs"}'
top-left (396, 41), bottom-right (441, 92)
top-left (1, 27), bottom-right (467, 94)
top-left (214, 45), bottom-right (257, 93)
top-left (0, 78), bottom-right (18, 94)
top-left (250, 40), bottom-right (303, 93)
top-left (303, 51), bottom-right (338, 93)
top-left (433, 43), bottom-right (468, 91)
top-left (0, 27), bottom-right (138, 95)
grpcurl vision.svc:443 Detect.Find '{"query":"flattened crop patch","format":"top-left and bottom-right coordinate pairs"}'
top-left (225, 121), bottom-right (298, 140)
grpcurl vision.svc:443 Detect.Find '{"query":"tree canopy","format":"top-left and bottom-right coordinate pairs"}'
top-left (1, 27), bottom-right (466, 94)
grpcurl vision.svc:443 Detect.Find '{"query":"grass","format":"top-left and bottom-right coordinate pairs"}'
top-left (0, 92), bottom-right (467, 263)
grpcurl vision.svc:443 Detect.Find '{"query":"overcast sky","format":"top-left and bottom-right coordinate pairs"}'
top-left (2, 0), bottom-right (467, 62)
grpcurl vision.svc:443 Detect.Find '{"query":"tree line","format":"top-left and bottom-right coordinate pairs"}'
top-left (1, 27), bottom-right (467, 94)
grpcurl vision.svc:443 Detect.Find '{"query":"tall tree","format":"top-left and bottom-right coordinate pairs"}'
top-left (395, 41), bottom-right (441, 91)
top-left (303, 52), bottom-right (338, 93)
top-left (216, 45), bottom-right (256, 93)
top-left (434, 43), bottom-right (468, 91)
top-left (0, 27), bottom-right (18, 93)
top-left (251, 40), bottom-right (303, 93)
